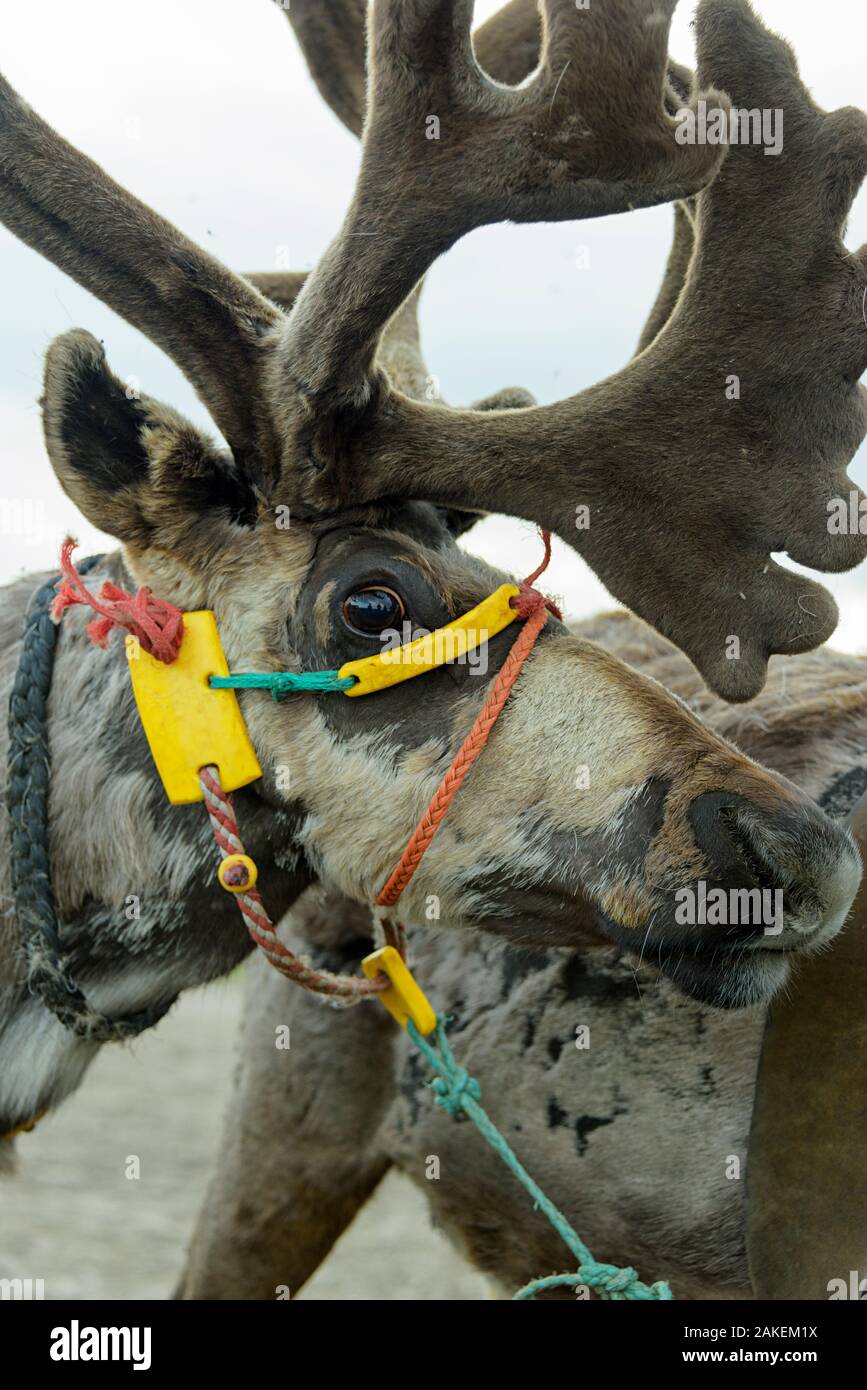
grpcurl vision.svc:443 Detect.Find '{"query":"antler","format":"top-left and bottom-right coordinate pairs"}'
top-left (0, 73), bottom-right (281, 479)
top-left (285, 0), bottom-right (695, 358)
top-left (271, 0), bottom-right (726, 433)
top-left (285, 0), bottom-right (544, 133)
top-left (277, 0), bottom-right (867, 702)
top-left (285, 0), bottom-right (369, 137)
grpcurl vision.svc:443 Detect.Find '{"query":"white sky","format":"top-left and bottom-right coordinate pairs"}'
top-left (0, 0), bottom-right (865, 651)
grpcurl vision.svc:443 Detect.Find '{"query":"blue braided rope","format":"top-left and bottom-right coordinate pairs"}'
top-left (407, 1019), bottom-right (673, 1302)
top-left (209, 671), bottom-right (355, 698)
top-left (7, 558), bottom-right (176, 1042)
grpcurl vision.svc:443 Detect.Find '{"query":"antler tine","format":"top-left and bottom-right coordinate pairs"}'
top-left (286, 0), bottom-right (687, 140)
top-left (635, 61), bottom-right (699, 354)
top-left (473, 0), bottom-right (542, 85)
top-left (680, 0), bottom-right (867, 575)
top-left (287, 0), bottom-right (867, 703)
top-left (635, 199), bottom-right (696, 353)
top-left (285, 0), bottom-right (369, 138)
top-left (284, 0), bottom-right (543, 134)
top-left (0, 72), bottom-right (281, 479)
top-left (270, 0), bottom-right (727, 475)
top-left (285, 0), bottom-right (694, 364)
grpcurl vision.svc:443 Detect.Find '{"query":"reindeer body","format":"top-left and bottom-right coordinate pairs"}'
top-left (1, 0), bottom-right (867, 1297)
top-left (175, 616), bottom-right (867, 1301)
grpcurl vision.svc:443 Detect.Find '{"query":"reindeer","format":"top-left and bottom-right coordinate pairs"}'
top-left (168, 0), bottom-right (867, 1302)
top-left (0, 0), bottom-right (865, 1298)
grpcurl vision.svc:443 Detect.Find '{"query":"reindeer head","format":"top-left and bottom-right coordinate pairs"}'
top-left (2, 0), bottom-right (865, 1008)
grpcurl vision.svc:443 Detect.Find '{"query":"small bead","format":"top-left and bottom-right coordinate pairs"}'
top-left (217, 853), bottom-right (258, 893)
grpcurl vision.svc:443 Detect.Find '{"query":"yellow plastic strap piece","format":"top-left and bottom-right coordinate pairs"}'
top-left (339, 583), bottom-right (521, 697)
top-left (362, 946), bottom-right (438, 1036)
top-left (126, 611), bottom-right (262, 805)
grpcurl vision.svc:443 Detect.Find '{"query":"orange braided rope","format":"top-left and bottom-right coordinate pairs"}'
top-left (376, 534), bottom-right (558, 910)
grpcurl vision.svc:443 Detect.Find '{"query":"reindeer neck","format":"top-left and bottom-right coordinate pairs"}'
top-left (34, 554), bottom-right (314, 1008)
top-left (0, 558), bottom-right (315, 1136)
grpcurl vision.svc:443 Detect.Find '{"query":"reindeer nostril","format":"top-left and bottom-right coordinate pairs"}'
top-left (718, 808), bottom-right (795, 909)
top-left (687, 791), bottom-right (831, 933)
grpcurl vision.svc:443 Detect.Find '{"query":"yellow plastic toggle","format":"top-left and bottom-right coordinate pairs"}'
top-left (126, 611), bottom-right (262, 805)
top-left (217, 854), bottom-right (258, 893)
top-left (362, 946), bottom-right (438, 1036)
top-left (338, 583), bottom-right (521, 697)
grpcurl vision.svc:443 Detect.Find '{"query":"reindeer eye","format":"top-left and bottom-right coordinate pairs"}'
top-left (342, 586), bottom-right (406, 635)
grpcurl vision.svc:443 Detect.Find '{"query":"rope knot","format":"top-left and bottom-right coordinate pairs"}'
top-left (510, 582), bottom-right (562, 622)
top-left (53, 538), bottom-right (184, 664)
top-left (430, 1065), bottom-right (481, 1116)
top-left (578, 1261), bottom-right (640, 1297)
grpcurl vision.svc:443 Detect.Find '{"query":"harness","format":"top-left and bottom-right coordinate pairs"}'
top-left (7, 559), bottom-right (174, 1043)
top-left (41, 536), bottom-right (561, 1014)
top-left (5, 532), bottom-right (673, 1300)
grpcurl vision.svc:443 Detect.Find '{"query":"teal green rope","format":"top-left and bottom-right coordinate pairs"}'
top-left (407, 1019), bottom-right (673, 1303)
top-left (209, 671), bottom-right (355, 699)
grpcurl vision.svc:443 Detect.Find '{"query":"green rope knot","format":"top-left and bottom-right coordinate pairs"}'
top-left (579, 1262), bottom-right (641, 1298)
top-left (429, 1065), bottom-right (481, 1116)
top-left (513, 1267), bottom-right (673, 1302)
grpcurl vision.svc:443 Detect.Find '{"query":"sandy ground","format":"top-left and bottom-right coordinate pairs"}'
top-left (0, 982), bottom-right (488, 1301)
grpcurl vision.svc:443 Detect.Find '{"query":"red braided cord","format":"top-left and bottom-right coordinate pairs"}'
top-left (520, 527), bottom-right (555, 595)
top-left (376, 533), bottom-right (557, 909)
top-left (53, 537), bottom-right (184, 663)
top-left (198, 766), bottom-right (387, 1003)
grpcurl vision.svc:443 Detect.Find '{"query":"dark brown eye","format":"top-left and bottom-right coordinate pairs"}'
top-left (342, 586), bottom-right (406, 635)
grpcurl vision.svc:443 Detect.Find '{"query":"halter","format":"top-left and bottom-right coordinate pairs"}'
top-left (34, 533), bottom-right (560, 1029)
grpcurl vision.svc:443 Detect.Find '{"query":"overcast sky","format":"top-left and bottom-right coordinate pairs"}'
top-left (1, 0), bottom-right (865, 651)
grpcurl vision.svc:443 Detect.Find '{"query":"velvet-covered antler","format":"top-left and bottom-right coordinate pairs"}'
top-left (277, 0), bottom-right (867, 701)
top-left (0, 73), bottom-right (281, 481)
top-left (270, 0), bottom-right (726, 428)
top-left (285, 0), bottom-right (545, 135)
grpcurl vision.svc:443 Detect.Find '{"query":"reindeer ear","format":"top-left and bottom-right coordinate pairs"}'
top-left (41, 330), bottom-right (257, 545)
top-left (439, 506), bottom-right (486, 539)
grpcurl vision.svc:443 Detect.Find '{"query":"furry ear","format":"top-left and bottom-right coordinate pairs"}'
top-left (439, 506), bottom-right (486, 539)
top-left (40, 329), bottom-right (258, 547)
